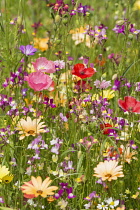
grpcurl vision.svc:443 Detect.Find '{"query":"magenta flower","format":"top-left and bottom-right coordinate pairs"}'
top-left (118, 96), bottom-right (140, 113)
top-left (32, 57), bottom-right (56, 73)
top-left (24, 71), bottom-right (53, 91)
top-left (19, 45), bottom-right (37, 56)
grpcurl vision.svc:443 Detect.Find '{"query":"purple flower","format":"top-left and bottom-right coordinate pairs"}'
top-left (54, 60), bottom-right (65, 70)
top-left (21, 88), bottom-right (28, 96)
top-left (66, 187), bottom-right (76, 198)
top-left (112, 79), bottom-right (121, 91)
top-left (54, 189), bottom-right (64, 199)
top-left (43, 97), bottom-right (56, 108)
top-left (19, 45), bottom-right (37, 56)
top-left (84, 191), bottom-right (100, 201)
top-left (129, 140), bottom-right (138, 149)
top-left (113, 24), bottom-right (125, 34)
top-left (60, 182), bottom-right (68, 188)
top-left (0, 197), bottom-right (4, 203)
top-left (60, 113), bottom-right (68, 122)
top-left (135, 82), bottom-right (140, 92)
top-left (55, 183), bottom-right (76, 199)
top-left (65, 161), bottom-right (74, 170)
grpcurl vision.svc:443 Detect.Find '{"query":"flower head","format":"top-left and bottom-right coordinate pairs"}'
top-left (16, 116), bottom-right (46, 140)
top-left (93, 160), bottom-right (124, 181)
top-left (19, 45), bottom-right (37, 56)
top-left (118, 96), bottom-right (140, 113)
top-left (72, 63), bottom-right (96, 79)
top-left (33, 37), bottom-right (49, 51)
top-left (0, 165), bottom-right (9, 182)
top-left (32, 57), bottom-right (56, 73)
top-left (94, 79), bottom-right (111, 89)
top-left (97, 202), bottom-right (108, 210)
top-left (120, 145), bottom-right (137, 164)
top-left (21, 176), bottom-right (58, 198)
top-left (133, 0), bottom-right (140, 10)
top-left (24, 71), bottom-right (53, 91)
top-left (105, 197), bottom-right (119, 208)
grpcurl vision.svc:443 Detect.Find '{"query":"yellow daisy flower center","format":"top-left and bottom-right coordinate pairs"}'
top-left (105, 173), bottom-right (112, 178)
top-left (36, 190), bottom-right (43, 195)
top-left (27, 130), bottom-right (35, 134)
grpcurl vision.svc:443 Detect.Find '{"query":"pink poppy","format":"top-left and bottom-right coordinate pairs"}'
top-left (32, 57), bottom-right (56, 73)
top-left (25, 71), bottom-right (53, 91)
top-left (118, 96), bottom-right (140, 113)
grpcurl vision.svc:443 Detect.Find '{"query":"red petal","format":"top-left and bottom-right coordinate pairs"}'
top-left (124, 96), bottom-right (137, 110)
top-left (118, 99), bottom-right (128, 111)
top-left (84, 67), bottom-right (96, 77)
top-left (133, 102), bottom-right (140, 113)
top-left (23, 193), bottom-right (35, 198)
top-left (72, 64), bottom-right (96, 79)
top-left (73, 63), bottom-right (85, 74)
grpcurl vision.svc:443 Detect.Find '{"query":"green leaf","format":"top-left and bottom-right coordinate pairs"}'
top-left (122, 60), bottom-right (139, 76)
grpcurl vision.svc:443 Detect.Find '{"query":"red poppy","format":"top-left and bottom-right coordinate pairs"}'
top-left (100, 123), bottom-right (112, 135)
top-left (118, 96), bottom-right (140, 113)
top-left (72, 63), bottom-right (96, 79)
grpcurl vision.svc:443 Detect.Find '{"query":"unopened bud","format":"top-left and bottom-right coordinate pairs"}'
top-left (62, 17), bottom-right (68, 24)
top-left (17, 16), bottom-right (22, 25)
top-left (55, 15), bottom-right (61, 23)
top-left (128, 34), bottom-right (133, 40)
top-left (78, 151), bottom-right (82, 159)
top-left (116, 20), bottom-right (125, 25)
top-left (55, 39), bottom-right (61, 44)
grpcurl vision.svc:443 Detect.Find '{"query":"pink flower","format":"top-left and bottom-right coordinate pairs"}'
top-left (118, 96), bottom-right (140, 113)
top-left (32, 57), bottom-right (56, 73)
top-left (25, 71), bottom-right (53, 91)
top-left (94, 79), bottom-right (111, 89)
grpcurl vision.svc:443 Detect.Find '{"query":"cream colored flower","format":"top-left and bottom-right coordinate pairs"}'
top-left (93, 160), bottom-right (124, 181)
top-left (120, 145), bottom-right (137, 164)
top-left (21, 176), bottom-right (58, 198)
top-left (16, 116), bottom-right (46, 140)
top-left (70, 26), bottom-right (91, 47)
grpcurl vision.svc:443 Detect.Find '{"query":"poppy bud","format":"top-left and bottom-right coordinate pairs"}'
top-left (55, 39), bottom-right (61, 45)
top-left (55, 15), bottom-right (61, 23)
top-left (17, 16), bottom-right (22, 25)
top-left (128, 34), bottom-right (133, 40)
top-left (62, 17), bottom-right (68, 24)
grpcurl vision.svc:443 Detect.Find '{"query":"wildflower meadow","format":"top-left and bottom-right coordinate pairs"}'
top-left (0, 0), bottom-right (140, 209)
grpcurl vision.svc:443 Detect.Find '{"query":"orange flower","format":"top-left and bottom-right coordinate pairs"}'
top-left (21, 176), bottom-right (58, 198)
top-left (47, 195), bottom-right (56, 203)
top-left (93, 160), bottom-right (124, 181)
top-left (33, 38), bottom-right (49, 51)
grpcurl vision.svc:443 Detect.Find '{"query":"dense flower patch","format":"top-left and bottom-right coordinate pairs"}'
top-left (0, 0), bottom-right (140, 209)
